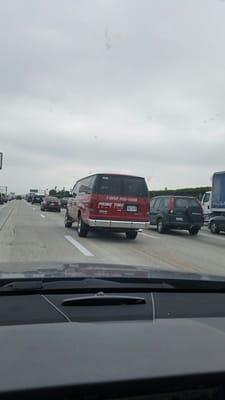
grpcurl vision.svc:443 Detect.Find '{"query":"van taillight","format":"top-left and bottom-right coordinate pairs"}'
top-left (169, 197), bottom-right (175, 214)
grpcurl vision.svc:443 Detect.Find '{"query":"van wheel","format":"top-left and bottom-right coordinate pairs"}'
top-left (126, 231), bottom-right (138, 240)
top-left (210, 221), bottom-right (220, 234)
top-left (157, 219), bottom-right (165, 234)
top-left (64, 211), bottom-right (72, 228)
top-left (189, 227), bottom-right (199, 236)
top-left (77, 216), bottom-right (89, 237)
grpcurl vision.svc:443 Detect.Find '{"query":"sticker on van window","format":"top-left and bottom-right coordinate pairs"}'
top-left (98, 202), bottom-right (112, 207)
top-left (114, 203), bottom-right (124, 208)
top-left (107, 196), bottom-right (138, 202)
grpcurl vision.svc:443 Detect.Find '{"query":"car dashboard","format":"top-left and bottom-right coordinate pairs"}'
top-left (1, 290), bottom-right (225, 399)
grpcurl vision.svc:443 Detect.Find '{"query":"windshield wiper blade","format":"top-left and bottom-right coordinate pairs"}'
top-left (62, 294), bottom-right (146, 306)
top-left (0, 278), bottom-right (124, 292)
top-left (1, 281), bottom-right (44, 291)
top-left (0, 277), bottom-right (174, 292)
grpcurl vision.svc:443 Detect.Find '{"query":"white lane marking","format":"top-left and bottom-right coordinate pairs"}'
top-left (151, 293), bottom-right (156, 321)
top-left (64, 235), bottom-right (94, 257)
top-left (140, 232), bottom-right (159, 240)
top-left (32, 207), bottom-right (36, 210)
top-left (40, 214), bottom-right (46, 218)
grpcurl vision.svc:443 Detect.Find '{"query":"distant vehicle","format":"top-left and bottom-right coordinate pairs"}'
top-left (26, 194), bottom-right (33, 202)
top-left (2, 195), bottom-right (8, 203)
top-left (150, 196), bottom-right (204, 235)
top-left (201, 191), bottom-right (212, 220)
top-left (0, 197), bottom-right (4, 205)
top-left (41, 197), bottom-right (61, 212)
top-left (207, 172), bottom-right (225, 234)
top-left (60, 197), bottom-right (70, 208)
top-left (16, 195), bottom-right (22, 200)
top-left (66, 173), bottom-right (150, 239)
top-left (32, 195), bottom-right (44, 204)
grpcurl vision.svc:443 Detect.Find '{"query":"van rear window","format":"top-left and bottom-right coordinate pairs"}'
top-left (97, 175), bottom-right (148, 197)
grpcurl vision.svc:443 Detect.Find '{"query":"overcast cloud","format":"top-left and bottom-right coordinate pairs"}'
top-left (1, 0), bottom-right (225, 193)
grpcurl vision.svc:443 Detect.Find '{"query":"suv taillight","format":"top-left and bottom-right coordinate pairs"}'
top-left (169, 197), bottom-right (176, 214)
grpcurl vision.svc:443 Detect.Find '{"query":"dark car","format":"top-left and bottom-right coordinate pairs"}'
top-left (41, 196), bottom-right (61, 212)
top-left (0, 196), bottom-right (4, 205)
top-left (150, 196), bottom-right (204, 235)
top-left (1, 195), bottom-right (8, 203)
top-left (16, 195), bottom-right (22, 200)
top-left (32, 195), bottom-right (44, 204)
top-left (26, 194), bottom-right (33, 202)
top-left (60, 197), bottom-right (69, 208)
top-left (208, 215), bottom-right (225, 234)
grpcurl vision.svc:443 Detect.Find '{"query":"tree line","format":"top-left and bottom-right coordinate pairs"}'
top-left (48, 186), bottom-right (211, 200)
top-left (149, 186), bottom-right (211, 200)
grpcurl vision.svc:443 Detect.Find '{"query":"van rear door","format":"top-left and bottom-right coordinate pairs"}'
top-left (93, 175), bottom-right (149, 221)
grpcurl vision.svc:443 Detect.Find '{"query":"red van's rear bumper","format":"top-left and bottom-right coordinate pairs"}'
top-left (87, 219), bottom-right (149, 230)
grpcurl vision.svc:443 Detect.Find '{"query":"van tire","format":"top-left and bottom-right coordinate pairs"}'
top-left (157, 219), bottom-right (165, 234)
top-left (210, 221), bottom-right (220, 234)
top-left (189, 227), bottom-right (199, 236)
top-left (126, 231), bottom-right (138, 240)
top-left (77, 216), bottom-right (89, 237)
top-left (64, 211), bottom-right (72, 228)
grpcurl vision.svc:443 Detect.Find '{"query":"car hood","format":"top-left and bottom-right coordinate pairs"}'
top-left (0, 262), bottom-right (223, 282)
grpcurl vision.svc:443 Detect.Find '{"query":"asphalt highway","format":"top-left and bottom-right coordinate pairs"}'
top-left (0, 199), bottom-right (225, 275)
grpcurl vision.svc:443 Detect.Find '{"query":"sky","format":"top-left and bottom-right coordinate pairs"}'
top-left (1, 0), bottom-right (225, 194)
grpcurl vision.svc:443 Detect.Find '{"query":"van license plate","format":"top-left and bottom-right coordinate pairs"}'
top-left (127, 205), bottom-right (137, 212)
top-left (176, 217), bottom-right (183, 221)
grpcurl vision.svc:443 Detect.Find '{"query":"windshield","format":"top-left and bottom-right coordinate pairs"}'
top-left (0, 0), bottom-right (225, 282)
top-left (203, 193), bottom-right (211, 203)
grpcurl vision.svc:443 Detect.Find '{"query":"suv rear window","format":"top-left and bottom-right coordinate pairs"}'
top-left (175, 198), bottom-right (199, 208)
top-left (96, 175), bottom-right (148, 197)
top-left (46, 197), bottom-right (58, 202)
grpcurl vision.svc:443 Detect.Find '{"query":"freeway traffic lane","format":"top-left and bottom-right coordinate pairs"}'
top-left (0, 200), bottom-right (225, 276)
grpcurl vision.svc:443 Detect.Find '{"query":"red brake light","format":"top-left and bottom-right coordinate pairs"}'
top-left (169, 197), bottom-right (175, 214)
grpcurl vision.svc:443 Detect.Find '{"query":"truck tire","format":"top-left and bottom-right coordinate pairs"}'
top-left (77, 216), bottom-right (89, 237)
top-left (126, 231), bottom-right (138, 240)
top-left (64, 211), bottom-right (73, 228)
top-left (210, 221), bottom-right (220, 234)
top-left (189, 227), bottom-right (199, 236)
top-left (157, 219), bottom-right (165, 234)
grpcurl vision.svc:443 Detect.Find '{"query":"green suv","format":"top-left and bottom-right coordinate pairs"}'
top-left (150, 196), bottom-right (204, 235)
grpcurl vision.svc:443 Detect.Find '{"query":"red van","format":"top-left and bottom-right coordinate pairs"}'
top-left (65, 173), bottom-right (150, 239)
